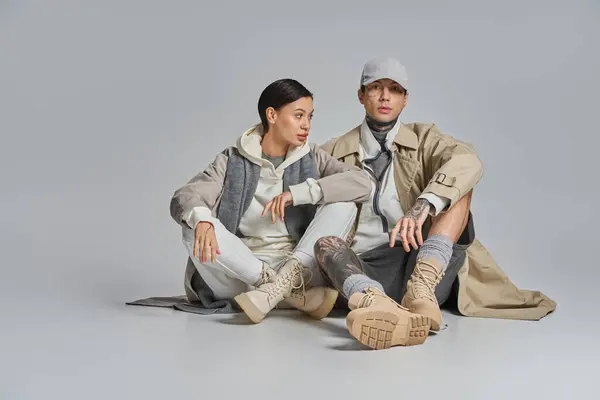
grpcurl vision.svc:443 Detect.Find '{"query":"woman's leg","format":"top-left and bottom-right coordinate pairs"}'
top-left (233, 203), bottom-right (357, 322)
top-left (181, 221), bottom-right (267, 300)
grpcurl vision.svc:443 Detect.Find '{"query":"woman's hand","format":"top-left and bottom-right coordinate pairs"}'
top-left (389, 198), bottom-right (431, 251)
top-left (194, 221), bottom-right (221, 263)
top-left (262, 192), bottom-right (293, 223)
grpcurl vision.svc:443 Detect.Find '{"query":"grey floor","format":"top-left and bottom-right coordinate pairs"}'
top-left (1, 245), bottom-right (594, 400)
top-left (2, 1), bottom-right (599, 399)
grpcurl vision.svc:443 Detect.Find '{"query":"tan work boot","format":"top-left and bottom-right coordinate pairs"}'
top-left (283, 287), bottom-right (339, 320)
top-left (234, 258), bottom-right (305, 324)
top-left (401, 257), bottom-right (445, 331)
top-left (346, 287), bottom-right (431, 350)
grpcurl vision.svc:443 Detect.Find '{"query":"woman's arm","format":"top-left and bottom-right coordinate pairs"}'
top-left (288, 145), bottom-right (371, 206)
top-left (169, 148), bottom-right (230, 229)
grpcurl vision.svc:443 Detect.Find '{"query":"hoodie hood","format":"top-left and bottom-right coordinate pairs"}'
top-left (236, 124), bottom-right (310, 171)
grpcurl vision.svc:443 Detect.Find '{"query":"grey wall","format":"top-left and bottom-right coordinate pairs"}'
top-left (1, 0), bottom-right (598, 316)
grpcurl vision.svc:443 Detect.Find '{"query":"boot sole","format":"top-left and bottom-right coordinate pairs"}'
top-left (234, 293), bottom-right (266, 324)
top-left (347, 308), bottom-right (431, 350)
top-left (305, 288), bottom-right (339, 320)
top-left (401, 298), bottom-right (441, 332)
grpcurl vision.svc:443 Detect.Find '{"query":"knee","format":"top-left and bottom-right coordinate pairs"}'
top-left (443, 190), bottom-right (472, 220)
top-left (314, 236), bottom-right (346, 259)
top-left (460, 191), bottom-right (473, 222)
top-left (459, 190), bottom-right (473, 208)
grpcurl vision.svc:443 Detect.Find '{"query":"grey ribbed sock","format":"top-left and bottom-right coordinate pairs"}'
top-left (342, 274), bottom-right (385, 299)
top-left (417, 234), bottom-right (454, 270)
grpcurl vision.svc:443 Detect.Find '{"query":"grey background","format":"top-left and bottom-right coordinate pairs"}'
top-left (1, 1), bottom-right (598, 399)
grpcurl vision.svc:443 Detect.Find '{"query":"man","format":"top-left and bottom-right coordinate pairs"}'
top-left (314, 57), bottom-right (556, 350)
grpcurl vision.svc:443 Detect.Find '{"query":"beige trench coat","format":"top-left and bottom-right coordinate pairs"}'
top-left (321, 122), bottom-right (556, 320)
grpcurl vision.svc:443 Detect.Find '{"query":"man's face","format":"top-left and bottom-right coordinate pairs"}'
top-left (358, 78), bottom-right (408, 123)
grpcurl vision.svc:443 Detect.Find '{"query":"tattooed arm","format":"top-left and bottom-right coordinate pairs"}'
top-left (389, 198), bottom-right (431, 252)
top-left (314, 236), bottom-right (365, 296)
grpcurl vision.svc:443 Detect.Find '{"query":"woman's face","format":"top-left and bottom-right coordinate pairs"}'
top-left (266, 96), bottom-right (314, 147)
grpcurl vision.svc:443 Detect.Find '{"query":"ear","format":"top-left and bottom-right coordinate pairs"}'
top-left (357, 88), bottom-right (365, 105)
top-left (266, 107), bottom-right (277, 125)
top-left (403, 93), bottom-right (408, 108)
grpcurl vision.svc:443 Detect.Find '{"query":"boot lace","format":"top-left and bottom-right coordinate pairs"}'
top-left (261, 255), bottom-right (311, 301)
top-left (282, 251), bottom-right (314, 292)
top-left (358, 289), bottom-right (378, 308)
top-left (358, 288), bottom-right (404, 310)
top-left (412, 260), bottom-right (445, 304)
top-left (256, 264), bottom-right (276, 286)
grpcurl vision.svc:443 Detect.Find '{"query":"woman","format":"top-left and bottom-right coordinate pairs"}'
top-left (170, 79), bottom-right (371, 323)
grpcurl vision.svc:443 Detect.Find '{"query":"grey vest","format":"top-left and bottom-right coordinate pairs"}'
top-left (217, 146), bottom-right (320, 240)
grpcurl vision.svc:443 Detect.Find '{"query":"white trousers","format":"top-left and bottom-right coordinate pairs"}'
top-left (181, 202), bottom-right (357, 300)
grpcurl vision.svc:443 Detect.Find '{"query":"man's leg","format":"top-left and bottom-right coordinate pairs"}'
top-left (401, 191), bottom-right (473, 330)
top-left (429, 190), bottom-right (472, 242)
top-left (314, 237), bottom-right (431, 350)
top-left (182, 222), bottom-right (271, 300)
top-left (432, 208), bottom-right (475, 307)
top-left (294, 202), bottom-right (359, 288)
top-left (313, 236), bottom-right (384, 299)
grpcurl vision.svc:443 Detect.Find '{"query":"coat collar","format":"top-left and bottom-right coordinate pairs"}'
top-left (331, 120), bottom-right (419, 159)
top-left (359, 119), bottom-right (400, 157)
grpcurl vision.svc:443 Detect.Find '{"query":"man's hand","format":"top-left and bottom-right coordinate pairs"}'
top-left (194, 221), bottom-right (221, 263)
top-left (390, 198), bottom-right (431, 251)
top-left (262, 191), bottom-right (293, 223)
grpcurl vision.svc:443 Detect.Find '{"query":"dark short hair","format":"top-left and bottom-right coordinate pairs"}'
top-left (360, 84), bottom-right (408, 95)
top-left (258, 79), bottom-right (313, 131)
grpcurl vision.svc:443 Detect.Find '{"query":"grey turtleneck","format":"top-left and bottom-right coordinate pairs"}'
top-left (366, 114), bottom-right (398, 142)
top-left (363, 114), bottom-right (398, 180)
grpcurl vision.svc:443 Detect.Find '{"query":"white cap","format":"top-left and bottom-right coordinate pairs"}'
top-left (360, 57), bottom-right (409, 91)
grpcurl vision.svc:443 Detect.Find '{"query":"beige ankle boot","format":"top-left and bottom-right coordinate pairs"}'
top-left (345, 287), bottom-right (431, 350)
top-left (234, 258), bottom-right (305, 324)
top-left (401, 257), bottom-right (445, 331)
top-left (254, 263), bottom-right (277, 285)
top-left (283, 287), bottom-right (339, 319)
